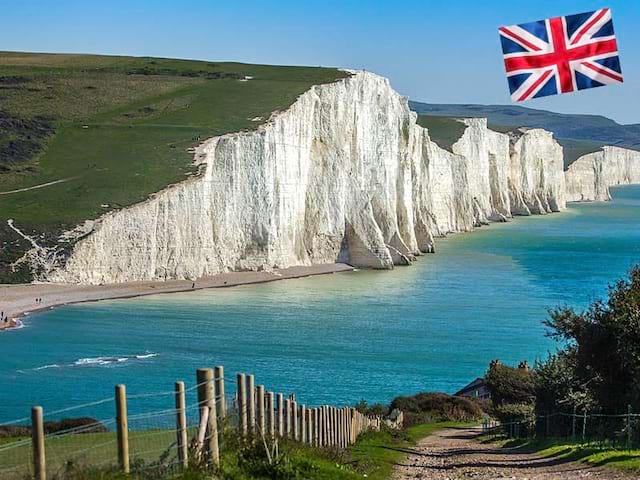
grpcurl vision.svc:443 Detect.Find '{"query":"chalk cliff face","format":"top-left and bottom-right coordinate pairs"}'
top-left (47, 72), bottom-right (566, 284)
top-left (565, 146), bottom-right (640, 202)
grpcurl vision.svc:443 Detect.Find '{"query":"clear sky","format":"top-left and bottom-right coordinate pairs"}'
top-left (1, 0), bottom-right (638, 123)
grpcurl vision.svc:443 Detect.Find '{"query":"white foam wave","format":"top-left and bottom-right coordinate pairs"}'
top-left (32, 364), bottom-right (60, 371)
top-left (30, 352), bottom-right (159, 371)
top-left (72, 352), bottom-right (159, 367)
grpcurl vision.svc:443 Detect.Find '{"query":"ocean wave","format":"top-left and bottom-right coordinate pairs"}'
top-left (32, 364), bottom-right (60, 370)
top-left (30, 352), bottom-right (158, 371)
top-left (73, 353), bottom-right (159, 367)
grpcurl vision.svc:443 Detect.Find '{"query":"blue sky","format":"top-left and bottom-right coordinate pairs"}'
top-left (2, 0), bottom-right (638, 123)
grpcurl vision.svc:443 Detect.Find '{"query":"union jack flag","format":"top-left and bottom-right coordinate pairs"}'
top-left (499, 8), bottom-right (623, 102)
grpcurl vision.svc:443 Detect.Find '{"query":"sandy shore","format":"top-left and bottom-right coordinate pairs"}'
top-left (0, 263), bottom-right (354, 331)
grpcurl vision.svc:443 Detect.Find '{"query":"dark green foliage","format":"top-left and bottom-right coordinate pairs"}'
top-left (354, 400), bottom-right (389, 417)
top-left (0, 417), bottom-right (107, 438)
top-left (543, 266), bottom-right (640, 413)
top-left (390, 392), bottom-right (483, 426)
top-left (485, 364), bottom-right (535, 406)
top-left (0, 111), bottom-right (55, 169)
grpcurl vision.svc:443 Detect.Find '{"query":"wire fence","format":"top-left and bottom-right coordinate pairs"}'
top-left (0, 366), bottom-right (395, 479)
top-left (482, 408), bottom-right (640, 451)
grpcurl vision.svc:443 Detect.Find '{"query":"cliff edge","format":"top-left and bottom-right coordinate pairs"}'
top-left (46, 71), bottom-right (567, 284)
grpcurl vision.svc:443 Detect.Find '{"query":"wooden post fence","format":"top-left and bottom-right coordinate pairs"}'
top-left (31, 406), bottom-right (46, 480)
top-left (292, 400), bottom-right (299, 440)
top-left (175, 381), bottom-right (188, 468)
top-left (197, 368), bottom-right (219, 466)
top-left (267, 391), bottom-right (275, 438)
top-left (285, 398), bottom-right (292, 438)
top-left (277, 393), bottom-right (284, 437)
top-left (257, 385), bottom-right (265, 435)
top-left (214, 366), bottom-right (226, 421)
top-left (115, 384), bottom-right (130, 474)
top-left (237, 373), bottom-right (247, 435)
top-left (247, 374), bottom-right (256, 434)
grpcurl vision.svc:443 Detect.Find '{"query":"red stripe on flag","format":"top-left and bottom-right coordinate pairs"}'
top-left (499, 26), bottom-right (542, 51)
top-left (572, 9), bottom-right (609, 45)
top-left (518, 70), bottom-right (553, 102)
top-left (548, 17), bottom-right (573, 93)
top-left (582, 62), bottom-right (623, 82)
top-left (504, 39), bottom-right (618, 71)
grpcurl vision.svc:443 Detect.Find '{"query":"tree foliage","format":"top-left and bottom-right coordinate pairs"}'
top-left (485, 364), bottom-right (535, 406)
top-left (543, 266), bottom-right (640, 412)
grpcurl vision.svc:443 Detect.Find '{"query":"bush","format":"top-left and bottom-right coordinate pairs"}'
top-left (0, 417), bottom-right (106, 438)
top-left (543, 266), bottom-right (640, 413)
top-left (485, 364), bottom-right (535, 406)
top-left (390, 392), bottom-right (483, 426)
top-left (354, 400), bottom-right (389, 417)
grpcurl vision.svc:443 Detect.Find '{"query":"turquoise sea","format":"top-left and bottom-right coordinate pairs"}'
top-left (1, 186), bottom-right (639, 423)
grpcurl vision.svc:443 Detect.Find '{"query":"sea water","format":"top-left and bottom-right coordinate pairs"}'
top-left (1, 185), bottom-right (639, 423)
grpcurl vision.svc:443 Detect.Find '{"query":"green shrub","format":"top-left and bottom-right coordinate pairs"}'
top-left (390, 392), bottom-right (483, 426)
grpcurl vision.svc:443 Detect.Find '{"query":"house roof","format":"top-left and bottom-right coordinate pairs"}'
top-left (454, 377), bottom-right (486, 397)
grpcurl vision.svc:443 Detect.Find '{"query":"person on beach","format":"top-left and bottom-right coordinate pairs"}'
top-left (192, 282), bottom-right (195, 289)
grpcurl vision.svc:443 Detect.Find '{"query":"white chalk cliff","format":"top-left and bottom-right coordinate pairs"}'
top-left (565, 146), bottom-right (640, 202)
top-left (47, 71), bottom-right (569, 284)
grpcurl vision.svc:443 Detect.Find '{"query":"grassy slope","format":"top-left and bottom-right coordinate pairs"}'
top-left (416, 115), bottom-right (467, 152)
top-left (0, 52), bottom-right (348, 282)
top-left (0, 422), bottom-right (470, 479)
top-left (488, 437), bottom-right (640, 475)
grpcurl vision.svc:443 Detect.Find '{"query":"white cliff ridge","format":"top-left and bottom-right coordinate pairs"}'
top-left (48, 71), bottom-right (568, 284)
top-left (565, 146), bottom-right (640, 202)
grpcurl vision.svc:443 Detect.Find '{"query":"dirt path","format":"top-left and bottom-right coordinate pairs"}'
top-left (393, 427), bottom-right (630, 480)
top-left (0, 176), bottom-right (78, 195)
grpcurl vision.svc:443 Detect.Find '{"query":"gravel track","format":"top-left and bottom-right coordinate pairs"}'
top-left (393, 427), bottom-right (632, 480)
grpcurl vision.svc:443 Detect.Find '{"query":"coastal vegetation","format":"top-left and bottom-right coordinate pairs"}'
top-left (0, 52), bottom-right (348, 283)
top-left (415, 115), bottom-right (467, 152)
top-left (479, 266), bottom-right (640, 472)
top-left (0, 420), bottom-right (472, 479)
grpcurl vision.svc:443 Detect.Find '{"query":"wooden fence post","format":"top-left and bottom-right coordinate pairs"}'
top-left (257, 385), bottom-right (265, 436)
top-left (277, 393), bottom-right (284, 437)
top-left (300, 405), bottom-right (306, 443)
top-left (197, 368), bottom-right (219, 466)
top-left (175, 381), bottom-right (188, 467)
top-left (292, 400), bottom-right (299, 440)
top-left (267, 391), bottom-right (275, 438)
top-left (285, 399), bottom-right (292, 438)
top-left (31, 406), bottom-right (46, 480)
top-left (247, 374), bottom-right (256, 434)
top-left (627, 404), bottom-right (632, 451)
top-left (237, 373), bottom-right (247, 435)
top-left (314, 408), bottom-right (319, 446)
top-left (214, 366), bottom-right (226, 421)
top-left (115, 385), bottom-right (130, 474)
top-left (324, 406), bottom-right (330, 446)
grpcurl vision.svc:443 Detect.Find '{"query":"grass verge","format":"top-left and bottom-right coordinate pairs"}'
top-left (0, 422), bottom-right (472, 479)
top-left (480, 435), bottom-right (640, 474)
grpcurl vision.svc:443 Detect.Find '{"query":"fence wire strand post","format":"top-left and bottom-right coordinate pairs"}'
top-left (175, 381), bottom-right (188, 468)
top-left (215, 366), bottom-right (226, 421)
top-left (32, 406), bottom-right (46, 480)
top-left (115, 385), bottom-right (130, 474)
top-left (627, 404), bottom-right (632, 452)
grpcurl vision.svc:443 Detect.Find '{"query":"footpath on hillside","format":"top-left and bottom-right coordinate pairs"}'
top-left (393, 427), bottom-right (630, 480)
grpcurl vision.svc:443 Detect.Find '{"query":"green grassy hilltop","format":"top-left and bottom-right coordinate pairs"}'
top-left (0, 51), bottom-right (348, 282)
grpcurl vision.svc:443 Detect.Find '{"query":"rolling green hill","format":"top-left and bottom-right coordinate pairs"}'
top-left (0, 51), bottom-right (348, 282)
